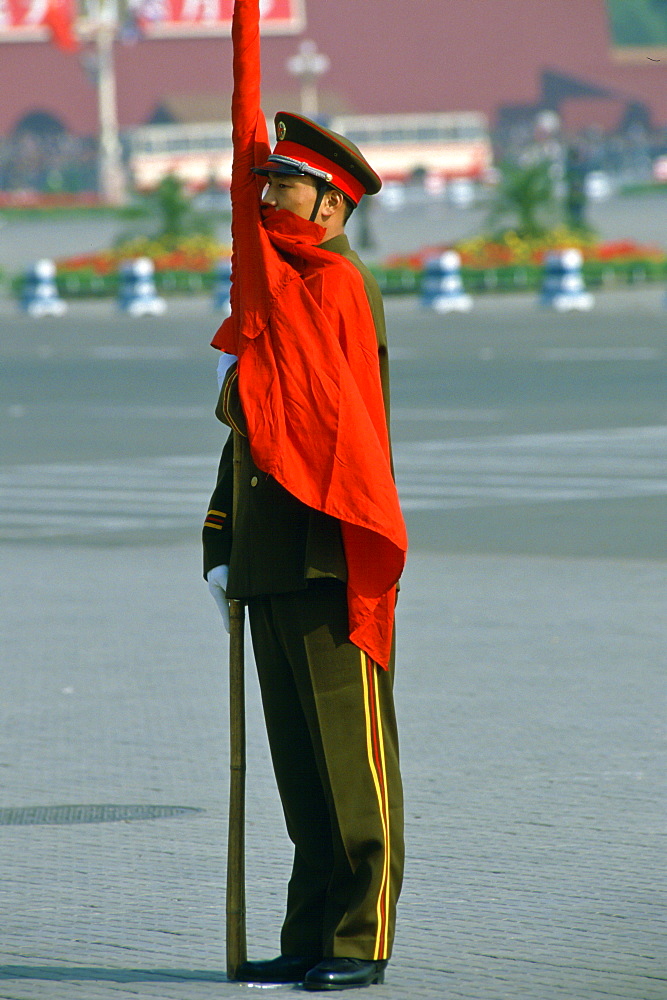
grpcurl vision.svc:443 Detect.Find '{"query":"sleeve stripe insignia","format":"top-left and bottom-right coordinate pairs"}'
top-left (204, 509), bottom-right (227, 530)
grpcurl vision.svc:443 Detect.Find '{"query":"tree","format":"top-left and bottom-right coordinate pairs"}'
top-left (140, 173), bottom-right (215, 244)
top-left (487, 159), bottom-right (557, 239)
top-left (155, 174), bottom-right (192, 239)
top-left (606, 0), bottom-right (667, 46)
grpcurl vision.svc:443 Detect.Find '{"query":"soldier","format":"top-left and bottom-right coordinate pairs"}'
top-left (203, 5), bottom-right (406, 993)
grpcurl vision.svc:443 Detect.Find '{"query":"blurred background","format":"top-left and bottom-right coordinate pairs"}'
top-left (0, 0), bottom-right (666, 207)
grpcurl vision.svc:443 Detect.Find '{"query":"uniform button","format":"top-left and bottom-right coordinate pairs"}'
top-left (250, 475), bottom-right (258, 487)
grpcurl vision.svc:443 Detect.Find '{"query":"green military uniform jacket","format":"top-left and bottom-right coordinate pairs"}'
top-left (202, 232), bottom-right (390, 600)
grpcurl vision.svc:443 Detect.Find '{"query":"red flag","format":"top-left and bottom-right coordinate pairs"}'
top-left (44, 0), bottom-right (80, 51)
top-left (214, 0), bottom-right (407, 669)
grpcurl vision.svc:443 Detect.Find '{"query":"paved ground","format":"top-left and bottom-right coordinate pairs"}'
top-left (2, 289), bottom-right (666, 559)
top-left (1, 543), bottom-right (665, 1000)
top-left (0, 231), bottom-right (665, 997)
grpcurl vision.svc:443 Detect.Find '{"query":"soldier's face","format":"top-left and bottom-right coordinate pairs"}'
top-left (262, 172), bottom-right (319, 220)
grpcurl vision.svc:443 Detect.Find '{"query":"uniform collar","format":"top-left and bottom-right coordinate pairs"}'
top-left (319, 233), bottom-right (351, 256)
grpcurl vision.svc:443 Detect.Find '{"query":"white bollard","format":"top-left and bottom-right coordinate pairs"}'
top-left (21, 259), bottom-right (68, 317)
top-left (421, 251), bottom-right (473, 313)
top-left (539, 248), bottom-right (594, 311)
top-left (118, 257), bottom-right (166, 317)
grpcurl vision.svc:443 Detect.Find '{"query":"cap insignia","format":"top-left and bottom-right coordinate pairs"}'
top-left (276, 120), bottom-right (287, 140)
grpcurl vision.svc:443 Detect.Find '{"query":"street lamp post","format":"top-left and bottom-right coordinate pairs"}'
top-left (286, 39), bottom-right (330, 119)
top-left (94, 0), bottom-right (125, 205)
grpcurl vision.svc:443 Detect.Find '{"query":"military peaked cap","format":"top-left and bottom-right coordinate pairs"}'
top-left (252, 111), bottom-right (382, 204)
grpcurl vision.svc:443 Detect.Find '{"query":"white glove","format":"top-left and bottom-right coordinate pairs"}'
top-left (207, 564), bottom-right (230, 633)
top-left (216, 353), bottom-right (238, 390)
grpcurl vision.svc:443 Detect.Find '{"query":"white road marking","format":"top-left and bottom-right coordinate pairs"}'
top-left (1, 426), bottom-right (665, 539)
top-left (537, 348), bottom-right (662, 362)
top-left (393, 426), bottom-right (667, 511)
top-left (89, 345), bottom-right (188, 360)
top-left (392, 408), bottom-right (504, 422)
top-left (0, 457), bottom-right (218, 539)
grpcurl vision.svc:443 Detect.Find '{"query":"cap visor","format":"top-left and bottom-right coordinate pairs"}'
top-left (251, 160), bottom-right (307, 178)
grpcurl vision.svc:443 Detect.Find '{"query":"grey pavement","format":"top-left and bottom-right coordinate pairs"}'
top-left (0, 544), bottom-right (665, 999)
top-left (1, 274), bottom-right (666, 997)
top-left (2, 288), bottom-right (666, 558)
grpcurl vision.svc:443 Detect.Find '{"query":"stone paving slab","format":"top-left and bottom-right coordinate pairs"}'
top-left (0, 543), bottom-right (665, 999)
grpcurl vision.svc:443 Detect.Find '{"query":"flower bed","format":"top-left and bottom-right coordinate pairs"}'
top-left (377, 230), bottom-right (667, 295)
top-left (12, 228), bottom-right (667, 299)
top-left (29, 232), bottom-right (229, 298)
top-left (0, 191), bottom-right (102, 211)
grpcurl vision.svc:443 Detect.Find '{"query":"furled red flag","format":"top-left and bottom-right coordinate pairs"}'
top-left (43, 0), bottom-right (80, 51)
top-left (213, 0), bottom-right (407, 669)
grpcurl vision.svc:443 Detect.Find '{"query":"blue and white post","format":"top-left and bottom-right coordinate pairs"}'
top-left (20, 259), bottom-right (68, 317)
top-left (212, 257), bottom-right (232, 314)
top-left (539, 248), bottom-right (594, 311)
top-left (118, 257), bottom-right (166, 317)
top-left (421, 250), bottom-right (473, 313)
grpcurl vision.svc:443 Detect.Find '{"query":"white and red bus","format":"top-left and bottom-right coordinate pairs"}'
top-left (124, 111), bottom-right (493, 192)
top-left (329, 112), bottom-right (493, 184)
top-left (124, 121), bottom-right (235, 192)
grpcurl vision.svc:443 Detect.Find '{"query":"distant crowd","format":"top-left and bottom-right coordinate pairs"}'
top-left (0, 127), bottom-right (98, 195)
top-left (1, 118), bottom-right (666, 198)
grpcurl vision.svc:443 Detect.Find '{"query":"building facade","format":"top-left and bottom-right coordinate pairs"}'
top-left (1, 0), bottom-right (665, 189)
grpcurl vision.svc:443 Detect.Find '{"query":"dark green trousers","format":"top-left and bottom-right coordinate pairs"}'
top-left (247, 579), bottom-right (404, 961)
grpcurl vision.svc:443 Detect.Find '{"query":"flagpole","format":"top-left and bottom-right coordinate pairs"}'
top-left (226, 430), bottom-right (247, 979)
top-left (95, 0), bottom-right (125, 205)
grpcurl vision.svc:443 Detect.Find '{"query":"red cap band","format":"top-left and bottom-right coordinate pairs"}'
top-left (271, 140), bottom-right (366, 204)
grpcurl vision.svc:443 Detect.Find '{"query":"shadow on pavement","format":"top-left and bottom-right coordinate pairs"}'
top-left (0, 966), bottom-right (228, 982)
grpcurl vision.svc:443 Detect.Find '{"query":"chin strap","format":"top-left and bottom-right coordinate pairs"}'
top-left (309, 181), bottom-right (329, 223)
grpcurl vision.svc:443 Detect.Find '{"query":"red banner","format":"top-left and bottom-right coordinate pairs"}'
top-left (137, 0), bottom-right (304, 36)
top-left (0, 0), bottom-right (305, 40)
top-left (0, 0), bottom-right (79, 46)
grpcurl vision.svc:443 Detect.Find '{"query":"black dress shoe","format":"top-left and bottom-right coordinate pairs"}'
top-left (235, 954), bottom-right (319, 983)
top-left (303, 958), bottom-right (387, 991)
